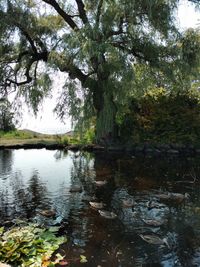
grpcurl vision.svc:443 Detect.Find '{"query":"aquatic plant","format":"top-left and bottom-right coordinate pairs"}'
top-left (0, 224), bottom-right (66, 267)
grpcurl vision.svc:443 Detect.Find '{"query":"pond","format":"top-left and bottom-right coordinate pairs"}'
top-left (1, 149), bottom-right (200, 267)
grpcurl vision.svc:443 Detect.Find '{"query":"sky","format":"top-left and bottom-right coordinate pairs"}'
top-left (20, 74), bottom-right (70, 134)
top-left (19, 1), bottom-right (200, 134)
top-left (177, 0), bottom-right (199, 30)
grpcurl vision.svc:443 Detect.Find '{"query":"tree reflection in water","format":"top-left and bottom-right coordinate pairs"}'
top-left (0, 149), bottom-right (13, 174)
top-left (0, 170), bottom-right (49, 221)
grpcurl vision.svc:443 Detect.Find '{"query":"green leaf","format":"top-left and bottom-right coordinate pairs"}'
top-left (80, 255), bottom-right (88, 263)
top-left (0, 224), bottom-right (67, 266)
top-left (55, 253), bottom-right (64, 261)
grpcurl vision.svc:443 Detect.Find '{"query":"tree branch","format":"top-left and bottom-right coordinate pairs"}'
top-left (75, 0), bottom-right (89, 24)
top-left (106, 17), bottom-right (124, 38)
top-left (42, 0), bottom-right (79, 30)
top-left (60, 63), bottom-right (88, 84)
top-left (110, 41), bottom-right (151, 62)
top-left (17, 51), bottom-right (30, 62)
top-left (5, 59), bottom-right (33, 87)
top-left (15, 23), bottom-right (38, 54)
top-left (3, 48), bottom-right (49, 90)
top-left (96, 0), bottom-right (103, 28)
top-left (50, 52), bottom-right (96, 87)
top-left (34, 61), bottom-right (39, 80)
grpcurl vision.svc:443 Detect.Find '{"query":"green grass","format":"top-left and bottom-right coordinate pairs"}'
top-left (0, 129), bottom-right (93, 146)
top-left (0, 129), bottom-right (58, 140)
top-left (0, 130), bottom-right (34, 139)
top-left (0, 130), bottom-right (62, 146)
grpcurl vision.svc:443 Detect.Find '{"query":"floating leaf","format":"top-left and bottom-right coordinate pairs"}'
top-left (55, 253), bottom-right (64, 261)
top-left (80, 255), bottom-right (87, 263)
top-left (53, 253), bottom-right (64, 264)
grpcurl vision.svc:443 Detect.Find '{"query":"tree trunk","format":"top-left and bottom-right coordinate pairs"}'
top-left (96, 95), bottom-right (117, 144)
top-left (92, 82), bottom-right (118, 144)
top-left (90, 61), bottom-right (118, 144)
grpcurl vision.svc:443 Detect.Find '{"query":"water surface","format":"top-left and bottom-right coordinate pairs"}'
top-left (0, 149), bottom-right (200, 267)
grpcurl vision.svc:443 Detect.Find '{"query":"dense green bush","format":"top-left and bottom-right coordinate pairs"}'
top-left (120, 88), bottom-right (200, 144)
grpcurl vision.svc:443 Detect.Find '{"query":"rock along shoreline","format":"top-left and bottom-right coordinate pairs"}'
top-left (1, 142), bottom-right (200, 156)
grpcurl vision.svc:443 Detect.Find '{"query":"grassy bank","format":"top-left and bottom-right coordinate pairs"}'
top-left (0, 129), bottom-right (67, 146)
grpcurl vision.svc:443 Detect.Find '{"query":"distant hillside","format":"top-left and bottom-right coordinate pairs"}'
top-left (19, 129), bottom-right (74, 137)
top-left (19, 129), bottom-right (52, 137)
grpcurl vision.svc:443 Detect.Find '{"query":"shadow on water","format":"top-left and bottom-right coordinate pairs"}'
top-left (1, 149), bottom-right (200, 266)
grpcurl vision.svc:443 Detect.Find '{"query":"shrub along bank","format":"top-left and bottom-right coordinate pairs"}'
top-left (119, 88), bottom-right (200, 146)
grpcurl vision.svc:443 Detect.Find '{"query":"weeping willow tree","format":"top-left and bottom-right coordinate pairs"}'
top-left (0, 0), bottom-right (200, 143)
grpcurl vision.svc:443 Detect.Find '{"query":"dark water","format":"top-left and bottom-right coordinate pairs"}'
top-left (1, 149), bottom-right (200, 267)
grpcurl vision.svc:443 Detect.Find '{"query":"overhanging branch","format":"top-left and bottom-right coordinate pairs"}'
top-left (106, 17), bottom-right (124, 38)
top-left (15, 23), bottom-right (38, 54)
top-left (110, 41), bottom-right (156, 63)
top-left (75, 0), bottom-right (89, 24)
top-left (96, 0), bottom-right (103, 28)
top-left (42, 0), bottom-right (79, 30)
top-left (3, 49), bottom-right (49, 90)
top-left (59, 63), bottom-right (88, 84)
top-left (5, 59), bottom-right (33, 87)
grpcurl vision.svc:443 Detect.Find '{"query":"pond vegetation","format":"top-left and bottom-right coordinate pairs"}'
top-left (0, 223), bottom-right (66, 267)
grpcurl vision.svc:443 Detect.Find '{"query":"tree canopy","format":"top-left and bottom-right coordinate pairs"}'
top-left (0, 0), bottom-right (200, 142)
